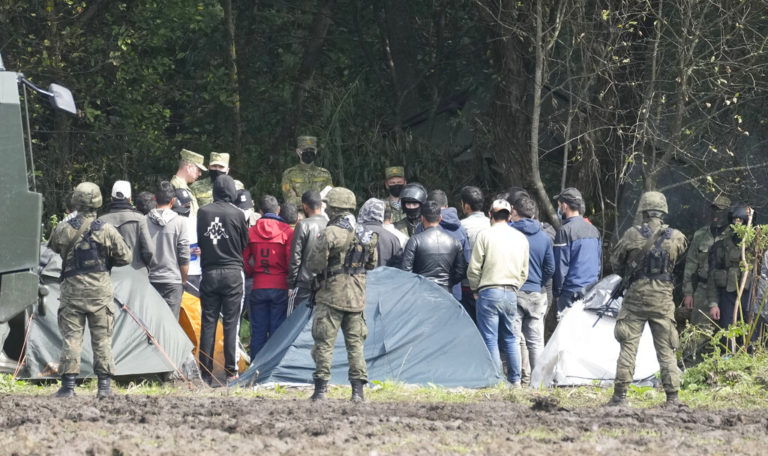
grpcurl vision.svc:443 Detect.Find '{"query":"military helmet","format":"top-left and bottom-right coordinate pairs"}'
top-left (637, 191), bottom-right (668, 215)
top-left (324, 187), bottom-right (356, 210)
top-left (399, 183), bottom-right (428, 205)
top-left (730, 204), bottom-right (749, 223)
top-left (72, 182), bottom-right (103, 209)
top-left (711, 195), bottom-right (731, 210)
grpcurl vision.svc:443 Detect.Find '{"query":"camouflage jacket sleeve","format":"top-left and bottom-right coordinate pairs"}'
top-left (365, 233), bottom-right (379, 271)
top-left (706, 242), bottom-right (723, 309)
top-left (609, 234), bottom-right (630, 278)
top-left (280, 170), bottom-right (300, 208)
top-left (101, 224), bottom-right (133, 268)
top-left (682, 230), bottom-right (702, 296)
top-left (308, 226), bottom-right (337, 276)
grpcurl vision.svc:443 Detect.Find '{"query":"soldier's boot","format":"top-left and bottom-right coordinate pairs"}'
top-left (55, 374), bottom-right (77, 398)
top-left (605, 386), bottom-right (627, 407)
top-left (97, 375), bottom-right (112, 399)
top-left (350, 379), bottom-right (365, 403)
top-left (663, 391), bottom-right (681, 407)
top-left (310, 379), bottom-right (327, 401)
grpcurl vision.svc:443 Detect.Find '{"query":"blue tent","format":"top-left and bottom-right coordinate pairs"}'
top-left (238, 267), bottom-right (501, 388)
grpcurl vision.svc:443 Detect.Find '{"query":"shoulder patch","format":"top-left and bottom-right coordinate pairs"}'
top-left (67, 217), bottom-right (83, 230)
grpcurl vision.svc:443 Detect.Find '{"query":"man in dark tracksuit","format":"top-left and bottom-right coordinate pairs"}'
top-left (197, 175), bottom-right (249, 384)
top-left (552, 187), bottom-right (601, 319)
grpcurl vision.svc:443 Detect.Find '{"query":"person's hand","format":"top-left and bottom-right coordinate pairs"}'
top-left (709, 306), bottom-right (721, 321)
top-left (683, 295), bottom-right (694, 310)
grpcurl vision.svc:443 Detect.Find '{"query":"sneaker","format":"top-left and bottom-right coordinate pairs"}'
top-left (226, 374), bottom-right (239, 386)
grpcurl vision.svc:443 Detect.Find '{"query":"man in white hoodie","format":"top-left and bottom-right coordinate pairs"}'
top-left (147, 181), bottom-right (191, 319)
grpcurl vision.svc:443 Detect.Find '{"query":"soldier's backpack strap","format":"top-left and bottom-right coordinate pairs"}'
top-left (326, 217), bottom-right (355, 278)
top-left (629, 224), bottom-right (673, 282)
top-left (60, 218), bottom-right (109, 280)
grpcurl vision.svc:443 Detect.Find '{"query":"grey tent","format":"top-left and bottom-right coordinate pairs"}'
top-left (237, 267), bottom-right (501, 388)
top-left (21, 246), bottom-right (194, 379)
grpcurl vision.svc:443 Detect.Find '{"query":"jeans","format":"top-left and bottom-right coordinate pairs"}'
top-left (476, 287), bottom-right (521, 383)
top-left (514, 290), bottom-right (547, 378)
top-left (249, 288), bottom-right (288, 356)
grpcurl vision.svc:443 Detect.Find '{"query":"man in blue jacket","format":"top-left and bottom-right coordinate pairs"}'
top-left (510, 195), bottom-right (555, 379)
top-left (552, 187), bottom-right (601, 318)
top-left (415, 190), bottom-right (470, 301)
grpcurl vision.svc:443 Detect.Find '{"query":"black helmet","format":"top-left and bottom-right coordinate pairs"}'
top-left (400, 183), bottom-right (427, 205)
top-left (729, 204), bottom-right (749, 223)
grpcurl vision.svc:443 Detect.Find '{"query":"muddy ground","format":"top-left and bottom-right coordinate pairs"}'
top-left (1, 392), bottom-right (766, 455)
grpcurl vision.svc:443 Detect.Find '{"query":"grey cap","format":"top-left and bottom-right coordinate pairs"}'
top-left (358, 198), bottom-right (386, 224)
top-left (554, 187), bottom-right (583, 205)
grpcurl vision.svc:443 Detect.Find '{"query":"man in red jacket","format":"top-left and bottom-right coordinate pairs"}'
top-left (243, 195), bottom-right (294, 356)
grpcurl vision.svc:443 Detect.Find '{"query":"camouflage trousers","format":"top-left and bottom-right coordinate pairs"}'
top-left (682, 285), bottom-right (715, 362)
top-left (58, 302), bottom-right (116, 376)
top-left (614, 306), bottom-right (680, 393)
top-left (311, 303), bottom-right (368, 382)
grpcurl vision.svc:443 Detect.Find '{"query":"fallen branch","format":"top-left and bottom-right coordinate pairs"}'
top-left (658, 162), bottom-right (768, 192)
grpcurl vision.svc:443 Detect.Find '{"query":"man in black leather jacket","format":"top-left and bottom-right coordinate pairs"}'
top-left (401, 201), bottom-right (467, 292)
top-left (287, 190), bottom-right (327, 312)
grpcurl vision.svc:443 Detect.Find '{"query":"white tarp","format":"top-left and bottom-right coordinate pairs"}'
top-left (530, 277), bottom-right (661, 388)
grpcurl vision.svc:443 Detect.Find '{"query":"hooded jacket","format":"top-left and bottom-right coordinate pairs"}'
top-left (146, 208), bottom-right (190, 283)
top-left (197, 176), bottom-right (249, 271)
top-left (244, 213), bottom-right (294, 289)
top-left (511, 218), bottom-right (555, 293)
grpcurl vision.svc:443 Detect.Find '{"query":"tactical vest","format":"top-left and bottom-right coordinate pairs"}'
top-left (326, 218), bottom-right (376, 278)
top-left (61, 218), bottom-right (109, 280)
top-left (631, 223), bottom-right (674, 282)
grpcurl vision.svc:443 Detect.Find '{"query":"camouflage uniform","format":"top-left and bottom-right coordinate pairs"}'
top-left (682, 196), bottom-right (731, 329)
top-left (190, 152), bottom-right (240, 208)
top-left (47, 187), bottom-right (132, 377)
top-left (171, 148), bottom-right (206, 216)
top-left (307, 188), bottom-right (377, 401)
top-left (610, 192), bottom-right (687, 400)
top-left (384, 166), bottom-right (405, 223)
top-left (170, 175), bottom-right (199, 216)
top-left (281, 136), bottom-right (333, 210)
top-left (707, 223), bottom-right (751, 328)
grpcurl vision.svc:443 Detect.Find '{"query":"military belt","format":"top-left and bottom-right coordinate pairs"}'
top-left (632, 272), bottom-right (673, 282)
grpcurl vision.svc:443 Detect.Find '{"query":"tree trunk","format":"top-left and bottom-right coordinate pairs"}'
top-left (221, 0), bottom-right (242, 159)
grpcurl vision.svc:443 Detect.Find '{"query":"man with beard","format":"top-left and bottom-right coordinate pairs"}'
top-left (394, 183), bottom-right (427, 237)
top-left (191, 152), bottom-right (231, 208)
top-left (383, 166), bottom-right (406, 223)
top-left (281, 136), bottom-right (333, 213)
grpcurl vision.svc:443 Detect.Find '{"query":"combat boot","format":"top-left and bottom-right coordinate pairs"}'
top-left (310, 379), bottom-right (327, 401)
top-left (663, 391), bottom-right (681, 407)
top-left (97, 375), bottom-right (112, 399)
top-left (605, 386), bottom-right (627, 407)
top-left (55, 374), bottom-right (76, 398)
top-left (350, 379), bottom-right (365, 402)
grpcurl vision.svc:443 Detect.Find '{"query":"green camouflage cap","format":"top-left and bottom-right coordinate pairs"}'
top-left (324, 187), bottom-right (356, 210)
top-left (297, 136), bottom-right (317, 150)
top-left (711, 195), bottom-right (731, 210)
top-left (234, 179), bottom-right (245, 191)
top-left (637, 191), bottom-right (668, 214)
top-left (180, 148), bottom-right (206, 171)
top-left (385, 166), bottom-right (405, 179)
top-left (209, 152), bottom-right (230, 168)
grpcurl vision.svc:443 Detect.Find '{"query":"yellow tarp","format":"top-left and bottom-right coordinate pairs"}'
top-left (179, 292), bottom-right (248, 378)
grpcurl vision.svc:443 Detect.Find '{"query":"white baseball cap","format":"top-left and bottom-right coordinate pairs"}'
top-left (490, 199), bottom-right (511, 213)
top-left (111, 180), bottom-right (132, 200)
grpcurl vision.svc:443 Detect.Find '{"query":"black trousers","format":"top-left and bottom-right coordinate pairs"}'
top-left (199, 268), bottom-right (244, 378)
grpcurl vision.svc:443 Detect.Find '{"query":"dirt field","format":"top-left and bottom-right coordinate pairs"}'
top-left (1, 391), bottom-right (766, 455)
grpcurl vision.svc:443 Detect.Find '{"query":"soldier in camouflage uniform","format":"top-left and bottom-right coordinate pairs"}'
top-left (706, 204), bottom-right (751, 329)
top-left (191, 152), bottom-right (240, 208)
top-left (170, 148), bottom-right (207, 216)
top-left (383, 166), bottom-right (406, 223)
top-left (307, 187), bottom-right (378, 402)
top-left (681, 195), bottom-right (730, 360)
top-left (48, 182), bottom-right (132, 398)
top-left (607, 192), bottom-right (688, 406)
top-left (282, 136), bottom-right (333, 212)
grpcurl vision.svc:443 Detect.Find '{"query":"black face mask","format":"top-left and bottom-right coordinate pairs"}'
top-left (209, 169), bottom-right (225, 183)
top-left (301, 149), bottom-right (316, 164)
top-left (388, 184), bottom-right (404, 198)
top-left (404, 206), bottom-right (421, 221)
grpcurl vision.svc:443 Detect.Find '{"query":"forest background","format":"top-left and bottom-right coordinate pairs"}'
top-left (3, 0), bottom-right (768, 244)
